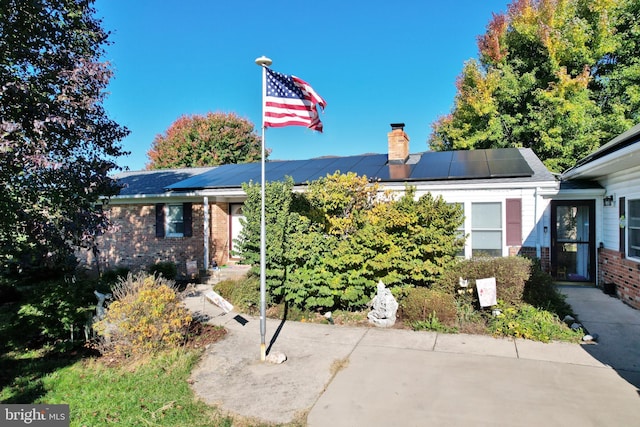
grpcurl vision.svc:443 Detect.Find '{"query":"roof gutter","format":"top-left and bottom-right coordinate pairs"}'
top-left (562, 143), bottom-right (640, 180)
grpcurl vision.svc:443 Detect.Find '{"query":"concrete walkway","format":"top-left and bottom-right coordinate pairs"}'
top-left (184, 284), bottom-right (640, 426)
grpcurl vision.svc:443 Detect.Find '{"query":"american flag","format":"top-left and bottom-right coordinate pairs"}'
top-left (264, 68), bottom-right (327, 132)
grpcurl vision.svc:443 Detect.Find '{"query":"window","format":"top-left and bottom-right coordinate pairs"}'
top-left (471, 202), bottom-right (502, 257)
top-left (166, 204), bottom-right (184, 237)
top-left (629, 199), bottom-right (640, 258)
top-left (229, 203), bottom-right (245, 255)
top-left (156, 203), bottom-right (192, 238)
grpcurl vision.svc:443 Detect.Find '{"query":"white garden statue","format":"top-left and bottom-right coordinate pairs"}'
top-left (367, 281), bottom-right (398, 327)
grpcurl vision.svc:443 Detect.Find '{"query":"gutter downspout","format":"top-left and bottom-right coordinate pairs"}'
top-left (535, 187), bottom-right (541, 259)
top-left (203, 197), bottom-right (210, 271)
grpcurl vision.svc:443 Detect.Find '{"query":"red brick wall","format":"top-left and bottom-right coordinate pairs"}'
top-left (78, 202), bottom-right (234, 277)
top-left (211, 202), bottom-right (230, 265)
top-left (598, 248), bottom-right (640, 309)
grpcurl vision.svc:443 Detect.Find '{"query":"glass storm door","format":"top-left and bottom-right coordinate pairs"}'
top-left (551, 200), bottom-right (595, 282)
top-left (229, 204), bottom-right (244, 257)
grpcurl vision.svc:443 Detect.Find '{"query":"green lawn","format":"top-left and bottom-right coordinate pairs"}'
top-left (1, 345), bottom-right (233, 427)
top-left (0, 298), bottom-right (233, 427)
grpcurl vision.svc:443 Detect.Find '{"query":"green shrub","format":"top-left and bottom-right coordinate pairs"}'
top-left (411, 312), bottom-right (458, 333)
top-left (400, 287), bottom-right (457, 326)
top-left (93, 272), bottom-right (192, 357)
top-left (0, 282), bottom-right (20, 303)
top-left (436, 257), bottom-right (532, 306)
top-left (266, 302), bottom-right (314, 322)
top-left (488, 303), bottom-right (583, 343)
top-left (17, 276), bottom-right (96, 343)
top-left (99, 266), bottom-right (130, 288)
top-left (523, 258), bottom-right (573, 317)
top-left (239, 175), bottom-right (464, 313)
top-left (214, 276), bottom-right (261, 315)
top-left (148, 261), bottom-right (178, 280)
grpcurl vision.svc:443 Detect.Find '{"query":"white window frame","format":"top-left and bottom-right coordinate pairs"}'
top-left (471, 202), bottom-right (503, 257)
top-left (165, 204), bottom-right (185, 238)
top-left (628, 198), bottom-right (640, 260)
top-left (447, 202), bottom-right (466, 258)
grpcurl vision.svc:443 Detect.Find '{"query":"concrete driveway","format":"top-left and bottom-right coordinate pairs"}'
top-left (184, 284), bottom-right (640, 426)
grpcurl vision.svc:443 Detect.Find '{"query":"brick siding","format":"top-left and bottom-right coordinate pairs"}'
top-left (598, 248), bottom-right (640, 310)
top-left (78, 202), bottom-right (233, 278)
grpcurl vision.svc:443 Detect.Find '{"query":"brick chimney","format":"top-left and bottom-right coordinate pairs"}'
top-left (388, 123), bottom-right (409, 164)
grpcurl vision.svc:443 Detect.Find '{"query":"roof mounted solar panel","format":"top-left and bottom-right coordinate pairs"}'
top-left (409, 151), bottom-right (453, 180)
top-left (355, 154), bottom-right (389, 165)
top-left (484, 147), bottom-right (523, 159)
top-left (165, 148), bottom-right (536, 190)
top-left (488, 158), bottom-right (533, 177)
top-left (448, 160), bottom-right (491, 178)
top-left (452, 150), bottom-right (487, 162)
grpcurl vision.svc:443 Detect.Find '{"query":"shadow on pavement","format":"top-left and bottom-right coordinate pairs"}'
top-left (559, 285), bottom-right (640, 390)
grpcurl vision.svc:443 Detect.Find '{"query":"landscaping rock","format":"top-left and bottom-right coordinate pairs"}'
top-left (570, 322), bottom-right (582, 331)
top-left (266, 351), bottom-right (287, 364)
top-left (562, 315), bottom-right (575, 325)
top-left (367, 281), bottom-right (398, 328)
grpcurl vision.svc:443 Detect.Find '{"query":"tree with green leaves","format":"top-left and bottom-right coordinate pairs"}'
top-left (429, 0), bottom-right (640, 172)
top-left (146, 112), bottom-right (264, 169)
top-left (237, 173), bottom-right (464, 311)
top-left (0, 0), bottom-right (128, 275)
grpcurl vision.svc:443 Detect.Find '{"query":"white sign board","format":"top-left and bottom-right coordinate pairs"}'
top-left (204, 290), bottom-right (234, 313)
top-left (476, 277), bottom-right (497, 307)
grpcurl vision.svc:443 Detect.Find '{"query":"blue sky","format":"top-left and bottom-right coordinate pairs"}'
top-left (95, 0), bottom-right (511, 171)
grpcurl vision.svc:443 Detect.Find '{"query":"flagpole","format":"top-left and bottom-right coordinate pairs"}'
top-left (255, 55), bottom-right (272, 362)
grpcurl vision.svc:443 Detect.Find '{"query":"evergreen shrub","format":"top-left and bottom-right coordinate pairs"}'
top-left (148, 261), bottom-right (178, 280)
top-left (523, 258), bottom-right (573, 317)
top-left (400, 287), bottom-right (457, 326)
top-left (214, 277), bottom-right (261, 315)
top-left (436, 257), bottom-right (532, 306)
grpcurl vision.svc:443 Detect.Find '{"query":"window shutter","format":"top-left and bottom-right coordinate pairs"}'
top-left (506, 198), bottom-right (522, 246)
top-left (155, 203), bottom-right (165, 238)
top-left (619, 197), bottom-right (625, 255)
top-left (183, 202), bottom-right (193, 237)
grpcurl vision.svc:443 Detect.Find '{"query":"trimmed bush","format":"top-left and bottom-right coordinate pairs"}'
top-left (94, 272), bottom-right (192, 357)
top-left (148, 261), bottom-right (178, 280)
top-left (436, 257), bottom-right (532, 306)
top-left (400, 287), bottom-right (457, 326)
top-left (99, 266), bottom-right (130, 288)
top-left (214, 277), bottom-right (261, 315)
top-left (523, 258), bottom-right (573, 317)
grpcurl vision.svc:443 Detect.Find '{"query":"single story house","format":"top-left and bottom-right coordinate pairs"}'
top-left (80, 123), bottom-right (639, 309)
top-left (561, 122), bottom-right (640, 309)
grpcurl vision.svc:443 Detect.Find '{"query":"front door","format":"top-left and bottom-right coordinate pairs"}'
top-left (551, 200), bottom-right (595, 282)
top-left (229, 203), bottom-right (244, 258)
